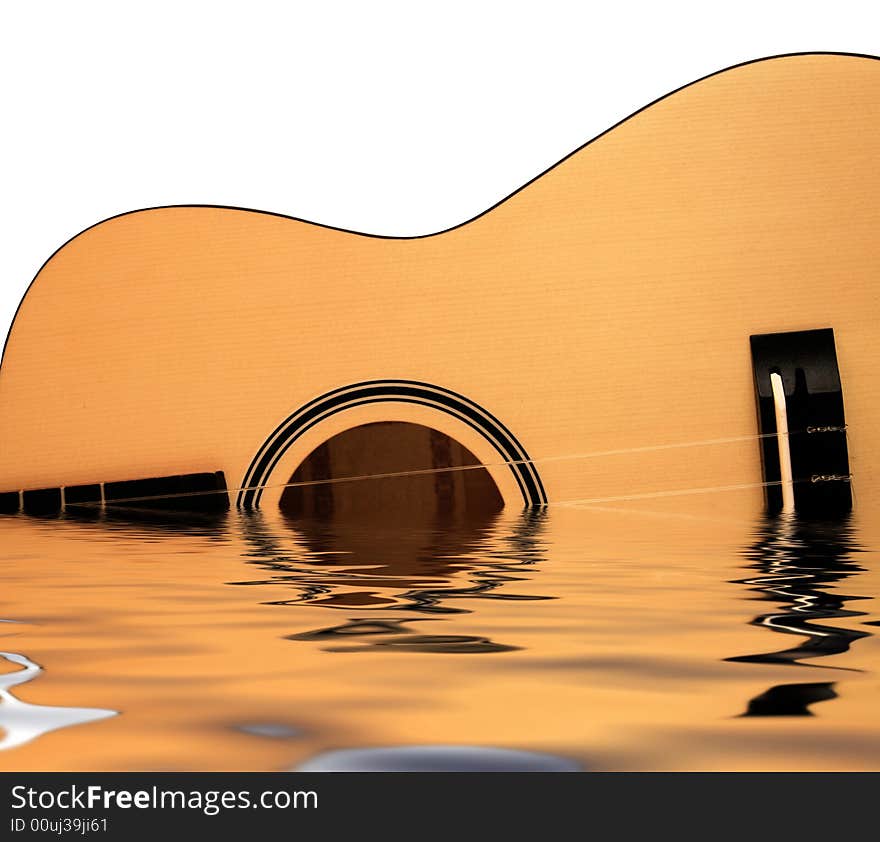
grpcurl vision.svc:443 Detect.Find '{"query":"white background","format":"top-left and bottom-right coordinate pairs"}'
top-left (1, 1), bottom-right (878, 345)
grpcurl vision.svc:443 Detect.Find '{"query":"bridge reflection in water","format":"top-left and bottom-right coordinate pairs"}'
top-left (728, 514), bottom-right (870, 717)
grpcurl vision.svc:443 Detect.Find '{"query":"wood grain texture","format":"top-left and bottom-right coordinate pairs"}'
top-left (1, 54), bottom-right (877, 518)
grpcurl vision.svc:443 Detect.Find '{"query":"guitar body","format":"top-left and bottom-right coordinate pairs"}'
top-left (1, 53), bottom-right (878, 519)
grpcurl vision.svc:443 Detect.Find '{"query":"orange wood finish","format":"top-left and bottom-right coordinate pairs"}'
top-left (0, 54), bottom-right (878, 518)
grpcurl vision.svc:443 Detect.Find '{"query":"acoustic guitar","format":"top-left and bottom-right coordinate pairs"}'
top-left (0, 52), bottom-right (877, 523)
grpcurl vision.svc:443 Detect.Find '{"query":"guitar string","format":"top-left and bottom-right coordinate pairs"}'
top-left (88, 476), bottom-right (839, 510)
top-left (49, 425), bottom-right (850, 509)
top-left (556, 478), bottom-right (792, 507)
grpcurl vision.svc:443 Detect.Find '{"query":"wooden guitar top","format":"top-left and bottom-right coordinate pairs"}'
top-left (1, 53), bottom-right (878, 519)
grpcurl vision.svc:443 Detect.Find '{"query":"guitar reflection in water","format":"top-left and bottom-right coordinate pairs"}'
top-left (728, 514), bottom-right (871, 717)
top-left (234, 422), bottom-right (553, 654)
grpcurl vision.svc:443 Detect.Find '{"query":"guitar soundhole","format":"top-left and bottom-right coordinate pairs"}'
top-left (279, 422), bottom-right (503, 522)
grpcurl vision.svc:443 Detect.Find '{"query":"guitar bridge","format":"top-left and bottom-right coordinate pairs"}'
top-left (750, 328), bottom-right (852, 516)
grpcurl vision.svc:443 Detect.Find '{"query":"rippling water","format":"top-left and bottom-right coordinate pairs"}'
top-left (0, 504), bottom-right (878, 771)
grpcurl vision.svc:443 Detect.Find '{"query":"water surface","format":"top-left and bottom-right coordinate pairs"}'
top-left (0, 504), bottom-right (878, 770)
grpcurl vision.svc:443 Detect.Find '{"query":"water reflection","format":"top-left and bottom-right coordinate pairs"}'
top-left (293, 744), bottom-right (581, 772)
top-left (287, 616), bottom-right (519, 652)
top-left (3, 497), bottom-right (880, 771)
top-left (234, 509), bottom-right (552, 652)
top-left (728, 514), bottom-right (871, 716)
top-left (0, 652), bottom-right (116, 750)
top-left (740, 682), bottom-right (837, 717)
